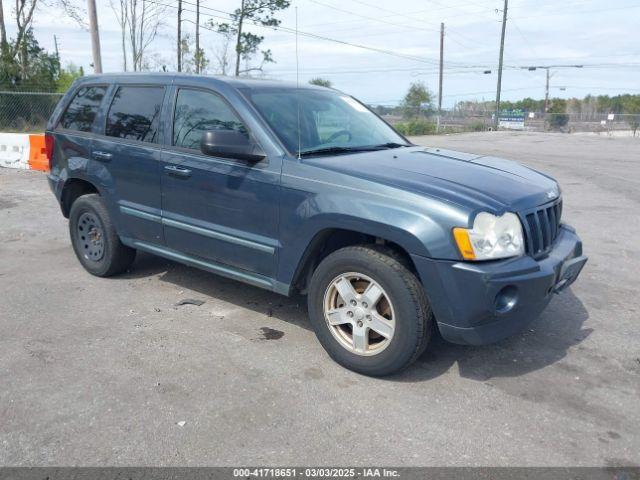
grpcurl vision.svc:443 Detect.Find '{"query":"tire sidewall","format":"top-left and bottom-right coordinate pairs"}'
top-left (308, 248), bottom-right (426, 376)
top-left (69, 196), bottom-right (114, 276)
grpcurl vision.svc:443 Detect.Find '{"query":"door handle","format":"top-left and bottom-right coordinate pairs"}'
top-left (164, 165), bottom-right (192, 178)
top-left (92, 151), bottom-right (112, 161)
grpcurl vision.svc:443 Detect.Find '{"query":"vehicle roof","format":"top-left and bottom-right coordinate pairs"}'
top-left (77, 72), bottom-right (329, 92)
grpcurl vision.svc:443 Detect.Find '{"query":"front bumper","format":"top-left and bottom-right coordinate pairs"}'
top-left (411, 225), bottom-right (587, 345)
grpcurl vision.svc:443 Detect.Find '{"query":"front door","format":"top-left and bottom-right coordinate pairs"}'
top-left (160, 87), bottom-right (281, 279)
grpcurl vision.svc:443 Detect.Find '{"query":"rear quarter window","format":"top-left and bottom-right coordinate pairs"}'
top-left (58, 86), bottom-right (107, 132)
top-left (105, 86), bottom-right (165, 143)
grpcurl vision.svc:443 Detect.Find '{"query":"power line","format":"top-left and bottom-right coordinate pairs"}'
top-left (194, 0), bottom-right (518, 70)
top-left (153, 0), bottom-right (443, 65)
top-left (147, 0), bottom-right (640, 81)
top-left (306, 0), bottom-right (440, 33)
top-left (509, 2), bottom-right (640, 20)
top-left (299, 0), bottom-right (498, 30)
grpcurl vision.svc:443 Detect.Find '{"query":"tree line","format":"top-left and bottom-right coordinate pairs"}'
top-left (368, 82), bottom-right (640, 118)
top-left (453, 94), bottom-right (640, 117)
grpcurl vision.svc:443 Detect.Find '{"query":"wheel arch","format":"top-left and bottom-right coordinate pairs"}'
top-left (60, 177), bottom-right (100, 218)
top-left (289, 226), bottom-right (420, 295)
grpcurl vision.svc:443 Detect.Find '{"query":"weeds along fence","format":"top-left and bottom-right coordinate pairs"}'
top-left (0, 91), bottom-right (63, 133)
top-left (387, 111), bottom-right (640, 136)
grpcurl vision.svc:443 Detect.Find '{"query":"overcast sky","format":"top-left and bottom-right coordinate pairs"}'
top-left (5, 0), bottom-right (640, 107)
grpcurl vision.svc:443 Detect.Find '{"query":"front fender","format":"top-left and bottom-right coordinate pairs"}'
top-left (276, 163), bottom-right (470, 287)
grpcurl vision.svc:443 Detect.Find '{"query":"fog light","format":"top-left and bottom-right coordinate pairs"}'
top-left (495, 285), bottom-right (518, 313)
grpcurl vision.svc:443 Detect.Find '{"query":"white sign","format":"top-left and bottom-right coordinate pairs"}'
top-left (528, 112), bottom-right (535, 119)
top-left (600, 120), bottom-right (607, 125)
top-left (607, 114), bottom-right (615, 121)
top-left (498, 111), bottom-right (525, 130)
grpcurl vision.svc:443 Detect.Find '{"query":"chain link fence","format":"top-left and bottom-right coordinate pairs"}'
top-left (385, 111), bottom-right (640, 136)
top-left (519, 112), bottom-right (640, 135)
top-left (0, 91), bottom-right (63, 133)
top-left (1, 90), bottom-right (638, 137)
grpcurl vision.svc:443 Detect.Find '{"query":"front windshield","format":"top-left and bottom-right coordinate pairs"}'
top-left (246, 88), bottom-right (408, 155)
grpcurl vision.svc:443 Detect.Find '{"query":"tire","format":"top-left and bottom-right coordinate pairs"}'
top-left (68, 194), bottom-right (136, 277)
top-left (308, 245), bottom-right (433, 376)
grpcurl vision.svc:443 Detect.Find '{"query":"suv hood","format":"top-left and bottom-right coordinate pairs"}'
top-left (304, 146), bottom-right (560, 212)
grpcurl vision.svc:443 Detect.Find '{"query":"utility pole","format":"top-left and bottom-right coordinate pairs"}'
top-left (195, 0), bottom-right (200, 73)
top-left (544, 67), bottom-right (550, 112)
top-left (53, 34), bottom-right (59, 60)
top-left (87, 0), bottom-right (103, 73)
top-left (437, 22), bottom-right (444, 133)
top-left (521, 64), bottom-right (583, 113)
top-left (177, 0), bottom-right (183, 72)
top-left (494, 0), bottom-right (508, 128)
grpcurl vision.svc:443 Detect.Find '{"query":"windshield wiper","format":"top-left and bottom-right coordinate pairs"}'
top-left (371, 142), bottom-right (411, 149)
top-left (299, 143), bottom-right (411, 157)
top-left (299, 146), bottom-right (381, 157)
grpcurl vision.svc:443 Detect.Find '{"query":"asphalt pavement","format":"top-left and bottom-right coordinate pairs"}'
top-left (1, 131), bottom-right (638, 466)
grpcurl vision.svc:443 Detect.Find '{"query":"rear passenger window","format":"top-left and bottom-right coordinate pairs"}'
top-left (106, 86), bottom-right (164, 143)
top-left (173, 89), bottom-right (247, 150)
top-left (59, 86), bottom-right (107, 132)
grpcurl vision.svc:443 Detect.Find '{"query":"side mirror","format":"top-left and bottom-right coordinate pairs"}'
top-left (200, 130), bottom-right (266, 163)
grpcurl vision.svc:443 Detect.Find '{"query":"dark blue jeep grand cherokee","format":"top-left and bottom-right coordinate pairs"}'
top-left (46, 73), bottom-right (587, 376)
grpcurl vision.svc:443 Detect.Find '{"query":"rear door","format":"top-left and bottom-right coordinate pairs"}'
top-left (91, 84), bottom-right (167, 245)
top-left (160, 86), bottom-right (282, 279)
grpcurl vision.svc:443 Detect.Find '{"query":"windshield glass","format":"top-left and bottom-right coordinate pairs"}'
top-left (246, 88), bottom-right (408, 155)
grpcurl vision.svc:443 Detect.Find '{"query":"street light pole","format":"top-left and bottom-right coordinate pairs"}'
top-left (521, 64), bottom-right (584, 112)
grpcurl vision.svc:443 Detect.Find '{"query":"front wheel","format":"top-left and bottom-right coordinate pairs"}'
top-left (308, 245), bottom-right (433, 376)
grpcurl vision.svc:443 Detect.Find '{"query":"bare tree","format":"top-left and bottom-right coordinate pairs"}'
top-left (107, 0), bottom-right (165, 72)
top-left (110, 0), bottom-right (129, 70)
top-left (0, 0), bottom-right (8, 55)
top-left (1, 0), bottom-right (86, 58)
top-left (130, 0), bottom-right (166, 71)
top-left (211, 28), bottom-right (233, 75)
top-left (55, 0), bottom-right (87, 28)
top-left (140, 51), bottom-right (169, 72)
top-left (179, 32), bottom-right (193, 73)
top-left (2, 0), bottom-right (37, 61)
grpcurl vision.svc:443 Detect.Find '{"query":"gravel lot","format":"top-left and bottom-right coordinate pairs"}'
top-left (1, 131), bottom-right (638, 466)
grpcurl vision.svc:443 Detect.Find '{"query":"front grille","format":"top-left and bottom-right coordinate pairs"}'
top-left (521, 199), bottom-right (562, 258)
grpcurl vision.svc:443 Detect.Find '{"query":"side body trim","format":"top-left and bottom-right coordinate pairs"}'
top-left (128, 239), bottom-right (276, 290)
top-left (119, 205), bottom-right (275, 254)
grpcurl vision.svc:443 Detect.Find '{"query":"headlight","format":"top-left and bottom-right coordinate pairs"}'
top-left (453, 212), bottom-right (524, 261)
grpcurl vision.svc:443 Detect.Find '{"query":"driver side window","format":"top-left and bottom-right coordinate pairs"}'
top-left (172, 89), bottom-right (247, 151)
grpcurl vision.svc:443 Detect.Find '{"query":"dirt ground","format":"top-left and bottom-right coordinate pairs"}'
top-left (1, 131), bottom-right (638, 466)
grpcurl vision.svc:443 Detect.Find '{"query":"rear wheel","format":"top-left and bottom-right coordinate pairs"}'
top-left (69, 194), bottom-right (136, 277)
top-left (308, 245), bottom-right (433, 376)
